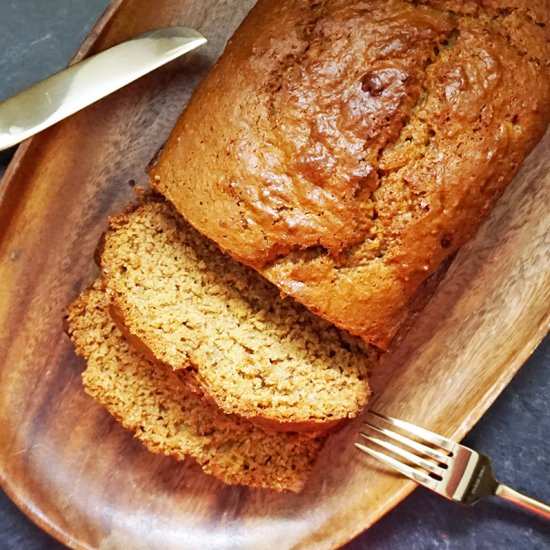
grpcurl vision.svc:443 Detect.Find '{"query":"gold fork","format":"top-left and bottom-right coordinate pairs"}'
top-left (356, 411), bottom-right (550, 519)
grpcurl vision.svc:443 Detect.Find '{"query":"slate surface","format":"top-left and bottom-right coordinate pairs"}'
top-left (0, 1), bottom-right (548, 548)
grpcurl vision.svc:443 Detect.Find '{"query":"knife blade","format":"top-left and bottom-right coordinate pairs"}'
top-left (0, 26), bottom-right (206, 151)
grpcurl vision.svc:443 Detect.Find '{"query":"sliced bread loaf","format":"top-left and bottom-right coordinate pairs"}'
top-left (100, 194), bottom-right (373, 431)
top-left (66, 282), bottom-right (323, 492)
top-left (150, 0), bottom-right (550, 350)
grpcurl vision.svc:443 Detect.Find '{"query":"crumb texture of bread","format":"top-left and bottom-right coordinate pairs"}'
top-left (100, 197), bottom-right (373, 429)
top-left (150, 0), bottom-right (550, 349)
top-left (65, 283), bottom-right (324, 493)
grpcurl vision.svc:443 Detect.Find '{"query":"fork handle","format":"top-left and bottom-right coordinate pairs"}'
top-left (495, 484), bottom-right (550, 519)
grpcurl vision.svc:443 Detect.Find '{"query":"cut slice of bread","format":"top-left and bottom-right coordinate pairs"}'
top-left (100, 194), bottom-right (373, 431)
top-left (66, 282), bottom-right (323, 492)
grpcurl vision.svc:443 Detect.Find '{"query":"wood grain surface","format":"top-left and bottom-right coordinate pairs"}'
top-left (0, 1), bottom-right (548, 549)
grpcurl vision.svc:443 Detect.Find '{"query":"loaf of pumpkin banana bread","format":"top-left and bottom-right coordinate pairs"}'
top-left (151, 0), bottom-right (550, 349)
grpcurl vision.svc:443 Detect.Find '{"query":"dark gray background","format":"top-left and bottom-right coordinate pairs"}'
top-left (0, 1), bottom-right (548, 549)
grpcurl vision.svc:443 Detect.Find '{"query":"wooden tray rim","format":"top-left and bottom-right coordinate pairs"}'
top-left (0, 2), bottom-right (548, 548)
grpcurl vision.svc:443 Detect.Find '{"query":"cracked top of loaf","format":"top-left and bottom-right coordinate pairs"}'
top-left (151, 0), bottom-right (550, 349)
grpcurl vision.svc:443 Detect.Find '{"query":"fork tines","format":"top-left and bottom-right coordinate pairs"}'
top-left (355, 411), bottom-right (457, 489)
top-left (356, 411), bottom-right (550, 517)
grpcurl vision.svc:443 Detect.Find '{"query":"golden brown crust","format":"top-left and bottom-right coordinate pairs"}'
top-left (151, 0), bottom-right (550, 349)
top-left (249, 415), bottom-right (344, 434)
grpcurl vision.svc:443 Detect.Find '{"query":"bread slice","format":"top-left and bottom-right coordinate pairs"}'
top-left (66, 282), bottom-right (324, 492)
top-left (100, 194), bottom-right (373, 431)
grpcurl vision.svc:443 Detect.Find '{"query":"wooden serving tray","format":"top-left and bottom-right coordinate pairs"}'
top-left (0, 1), bottom-right (548, 548)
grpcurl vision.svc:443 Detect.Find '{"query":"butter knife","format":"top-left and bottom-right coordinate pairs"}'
top-left (0, 26), bottom-right (206, 151)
